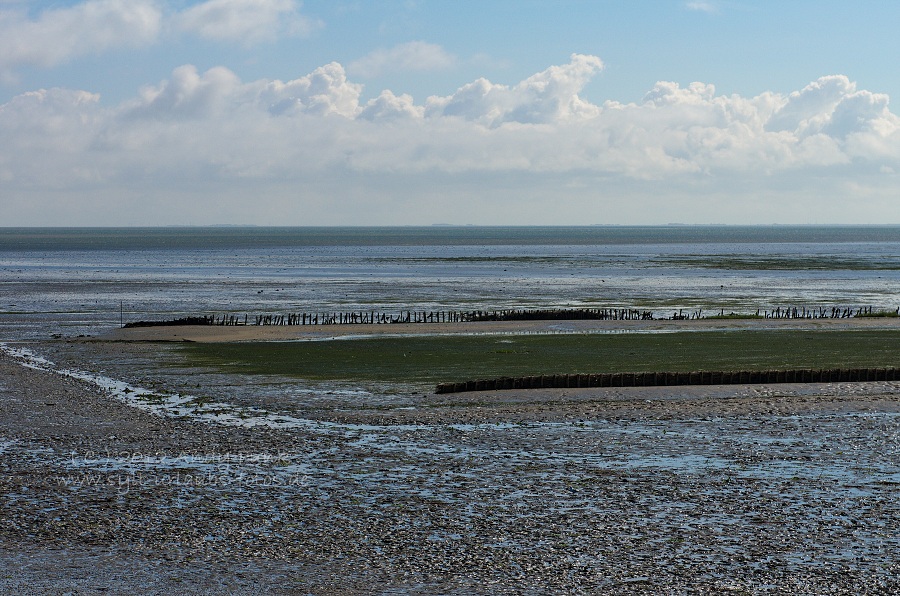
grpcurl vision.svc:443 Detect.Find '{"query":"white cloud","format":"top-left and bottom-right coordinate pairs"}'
top-left (0, 0), bottom-right (161, 80)
top-left (175, 0), bottom-right (320, 45)
top-left (3, 54), bottom-right (900, 224)
top-left (0, 87), bottom-right (103, 185)
top-left (824, 89), bottom-right (893, 138)
top-left (359, 90), bottom-right (423, 121)
top-left (256, 62), bottom-right (363, 117)
top-left (0, 0), bottom-right (319, 80)
top-left (424, 53), bottom-right (604, 126)
top-left (348, 41), bottom-right (456, 78)
top-left (766, 75), bottom-right (855, 135)
top-left (684, 2), bottom-right (719, 13)
top-left (125, 64), bottom-right (244, 119)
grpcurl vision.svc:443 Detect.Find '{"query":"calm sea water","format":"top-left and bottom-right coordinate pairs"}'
top-left (2, 225), bottom-right (900, 341)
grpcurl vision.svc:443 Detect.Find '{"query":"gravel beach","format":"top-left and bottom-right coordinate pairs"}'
top-left (2, 322), bottom-right (899, 593)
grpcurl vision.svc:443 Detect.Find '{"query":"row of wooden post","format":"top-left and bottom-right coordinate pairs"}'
top-left (124, 305), bottom-right (899, 328)
top-left (250, 309), bottom-right (656, 326)
top-left (675, 306), bottom-right (896, 320)
top-left (763, 306), bottom-right (886, 319)
top-left (246, 306), bottom-right (896, 326)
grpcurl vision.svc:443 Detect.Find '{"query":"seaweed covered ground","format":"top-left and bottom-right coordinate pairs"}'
top-left (175, 328), bottom-right (900, 388)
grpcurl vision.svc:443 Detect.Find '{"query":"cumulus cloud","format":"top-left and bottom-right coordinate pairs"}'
top-left (125, 64), bottom-right (244, 119)
top-left (0, 0), bottom-right (318, 80)
top-left (425, 53), bottom-right (604, 126)
top-left (766, 75), bottom-right (856, 135)
top-left (256, 62), bottom-right (363, 117)
top-left (348, 41), bottom-right (456, 78)
top-left (117, 62), bottom-right (366, 121)
top-left (359, 90), bottom-right (423, 121)
top-left (175, 0), bottom-right (320, 45)
top-left (3, 54), bottom-right (900, 223)
top-left (0, 0), bottom-right (161, 80)
top-left (824, 89), bottom-right (893, 138)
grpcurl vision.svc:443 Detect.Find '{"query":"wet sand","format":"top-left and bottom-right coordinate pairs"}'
top-left (2, 322), bottom-right (900, 593)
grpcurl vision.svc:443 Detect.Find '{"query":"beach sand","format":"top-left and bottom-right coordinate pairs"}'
top-left (2, 321), bottom-right (900, 593)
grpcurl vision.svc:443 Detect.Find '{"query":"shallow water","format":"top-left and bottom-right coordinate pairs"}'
top-left (2, 226), bottom-right (900, 341)
top-left (3, 225), bottom-right (900, 412)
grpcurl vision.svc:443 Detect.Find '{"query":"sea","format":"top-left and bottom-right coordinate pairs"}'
top-left (3, 225), bottom-right (900, 342)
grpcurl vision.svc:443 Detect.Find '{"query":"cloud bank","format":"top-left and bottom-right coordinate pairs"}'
top-left (3, 53), bottom-right (900, 224)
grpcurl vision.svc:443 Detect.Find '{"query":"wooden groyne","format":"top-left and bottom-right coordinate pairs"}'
top-left (252, 308), bottom-right (655, 326)
top-left (123, 306), bottom-right (898, 328)
top-left (249, 305), bottom-right (896, 325)
top-left (434, 368), bottom-right (900, 394)
top-left (123, 308), bottom-right (656, 327)
top-left (123, 315), bottom-right (236, 328)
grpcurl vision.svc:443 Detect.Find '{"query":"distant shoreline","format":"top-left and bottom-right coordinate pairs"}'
top-left (5, 224), bottom-right (900, 251)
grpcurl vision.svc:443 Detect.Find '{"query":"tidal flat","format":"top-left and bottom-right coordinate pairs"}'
top-left (2, 320), bottom-right (899, 594)
top-left (3, 226), bottom-right (900, 592)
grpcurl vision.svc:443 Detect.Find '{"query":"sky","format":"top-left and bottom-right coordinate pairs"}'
top-left (3, 0), bottom-right (900, 226)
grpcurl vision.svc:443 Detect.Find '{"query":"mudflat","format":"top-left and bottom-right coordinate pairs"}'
top-left (2, 323), bottom-right (899, 593)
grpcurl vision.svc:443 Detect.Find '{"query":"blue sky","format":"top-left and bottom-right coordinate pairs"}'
top-left (3, 0), bottom-right (900, 225)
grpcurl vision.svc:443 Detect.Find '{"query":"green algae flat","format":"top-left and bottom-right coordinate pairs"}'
top-left (176, 329), bottom-right (900, 386)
